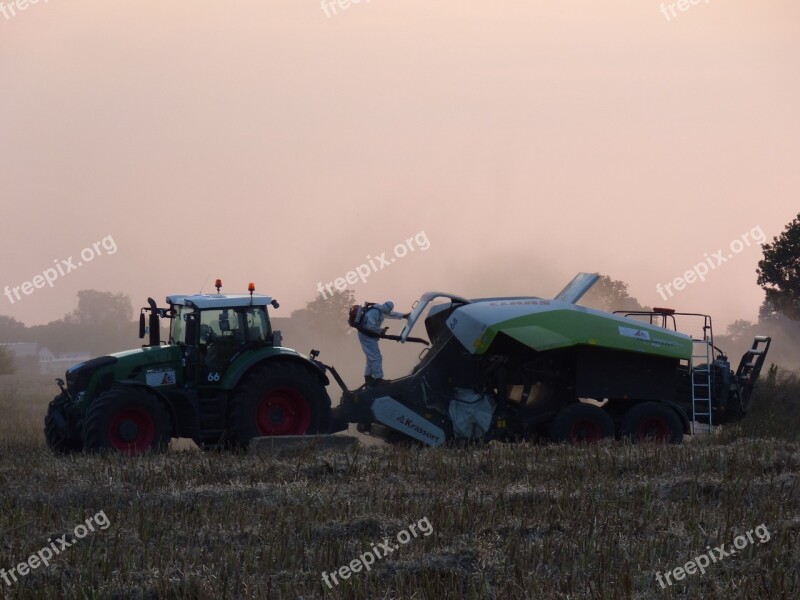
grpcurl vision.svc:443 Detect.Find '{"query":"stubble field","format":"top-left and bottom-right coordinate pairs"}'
top-left (0, 374), bottom-right (798, 599)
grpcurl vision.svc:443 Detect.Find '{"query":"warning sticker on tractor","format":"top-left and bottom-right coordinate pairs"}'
top-left (618, 326), bottom-right (651, 341)
top-left (145, 370), bottom-right (176, 386)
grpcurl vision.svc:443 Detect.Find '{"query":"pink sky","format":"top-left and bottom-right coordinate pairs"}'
top-left (1, 0), bottom-right (798, 333)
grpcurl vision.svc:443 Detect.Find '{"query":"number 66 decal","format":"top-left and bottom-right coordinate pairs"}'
top-left (207, 372), bottom-right (221, 382)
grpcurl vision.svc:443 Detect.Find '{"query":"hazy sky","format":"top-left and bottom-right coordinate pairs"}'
top-left (1, 0), bottom-right (798, 333)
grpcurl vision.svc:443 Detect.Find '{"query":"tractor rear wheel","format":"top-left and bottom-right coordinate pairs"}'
top-left (549, 403), bottom-right (615, 444)
top-left (227, 363), bottom-right (331, 448)
top-left (621, 401), bottom-right (683, 444)
top-left (44, 402), bottom-right (83, 454)
top-left (83, 389), bottom-right (172, 454)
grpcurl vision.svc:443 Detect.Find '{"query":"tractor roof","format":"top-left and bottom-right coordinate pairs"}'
top-left (166, 294), bottom-right (273, 309)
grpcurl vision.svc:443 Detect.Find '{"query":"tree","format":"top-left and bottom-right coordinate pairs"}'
top-left (28, 319), bottom-right (80, 356)
top-left (580, 275), bottom-right (647, 312)
top-left (30, 290), bottom-right (136, 356)
top-left (65, 290), bottom-right (133, 326)
top-left (722, 319), bottom-right (758, 345)
top-left (0, 315), bottom-right (28, 343)
top-left (0, 345), bottom-right (15, 375)
top-left (290, 289), bottom-right (356, 340)
top-left (757, 213), bottom-right (800, 320)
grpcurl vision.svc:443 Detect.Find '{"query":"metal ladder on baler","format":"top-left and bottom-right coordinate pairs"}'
top-left (691, 338), bottom-right (714, 434)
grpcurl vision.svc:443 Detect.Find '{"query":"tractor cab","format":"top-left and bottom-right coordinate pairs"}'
top-left (165, 292), bottom-right (279, 383)
top-left (136, 279), bottom-right (282, 385)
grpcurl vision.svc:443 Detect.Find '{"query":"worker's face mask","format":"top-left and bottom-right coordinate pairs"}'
top-left (414, 231), bottom-right (431, 251)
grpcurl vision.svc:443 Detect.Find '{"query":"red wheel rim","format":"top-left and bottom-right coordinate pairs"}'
top-left (637, 418), bottom-right (671, 442)
top-left (109, 408), bottom-right (155, 454)
top-left (569, 419), bottom-right (602, 443)
top-left (256, 388), bottom-right (311, 435)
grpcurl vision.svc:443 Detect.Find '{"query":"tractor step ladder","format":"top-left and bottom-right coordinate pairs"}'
top-left (197, 396), bottom-right (227, 444)
top-left (691, 338), bottom-right (714, 434)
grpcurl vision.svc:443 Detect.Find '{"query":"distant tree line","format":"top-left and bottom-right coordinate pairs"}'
top-left (581, 214), bottom-right (800, 370)
top-left (0, 291), bottom-right (138, 374)
top-left (2, 214), bottom-right (799, 376)
top-left (719, 212), bottom-right (800, 368)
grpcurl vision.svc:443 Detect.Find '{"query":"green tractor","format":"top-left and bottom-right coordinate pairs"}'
top-left (44, 281), bottom-right (332, 454)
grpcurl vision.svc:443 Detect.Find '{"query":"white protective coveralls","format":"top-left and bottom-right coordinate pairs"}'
top-left (358, 301), bottom-right (405, 379)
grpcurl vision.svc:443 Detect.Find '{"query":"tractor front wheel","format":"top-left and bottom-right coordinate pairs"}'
top-left (83, 389), bottom-right (172, 454)
top-left (621, 401), bottom-right (684, 444)
top-left (227, 363), bottom-right (331, 448)
top-left (549, 403), bottom-right (615, 444)
top-left (44, 400), bottom-right (83, 454)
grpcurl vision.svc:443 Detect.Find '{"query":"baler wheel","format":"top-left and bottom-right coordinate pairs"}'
top-left (621, 401), bottom-right (683, 444)
top-left (549, 403), bottom-right (615, 444)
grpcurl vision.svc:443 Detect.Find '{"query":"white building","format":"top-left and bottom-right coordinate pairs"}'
top-left (1, 343), bottom-right (90, 375)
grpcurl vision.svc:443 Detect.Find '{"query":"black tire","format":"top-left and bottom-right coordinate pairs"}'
top-left (227, 363), bottom-right (332, 448)
top-left (548, 403), bottom-right (615, 444)
top-left (621, 401), bottom-right (684, 444)
top-left (83, 388), bottom-right (172, 454)
top-left (44, 403), bottom-right (83, 454)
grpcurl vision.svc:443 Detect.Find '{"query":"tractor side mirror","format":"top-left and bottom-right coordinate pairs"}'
top-left (273, 330), bottom-right (282, 347)
top-left (139, 312), bottom-right (146, 339)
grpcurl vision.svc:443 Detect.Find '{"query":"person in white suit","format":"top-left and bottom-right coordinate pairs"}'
top-left (358, 301), bottom-right (407, 386)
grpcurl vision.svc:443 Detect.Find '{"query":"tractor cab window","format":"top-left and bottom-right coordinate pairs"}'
top-left (199, 308), bottom-right (245, 374)
top-left (170, 305), bottom-right (194, 345)
top-left (243, 307), bottom-right (271, 343)
top-left (199, 309), bottom-right (245, 346)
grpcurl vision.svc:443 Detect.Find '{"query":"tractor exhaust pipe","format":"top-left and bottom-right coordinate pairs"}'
top-left (147, 297), bottom-right (160, 347)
